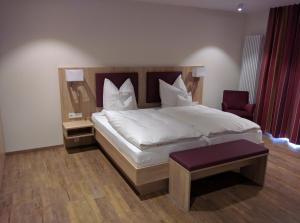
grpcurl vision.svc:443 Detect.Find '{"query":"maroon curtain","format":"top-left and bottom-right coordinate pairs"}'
top-left (255, 4), bottom-right (300, 144)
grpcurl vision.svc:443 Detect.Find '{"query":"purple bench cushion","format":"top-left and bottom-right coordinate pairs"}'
top-left (170, 140), bottom-right (268, 171)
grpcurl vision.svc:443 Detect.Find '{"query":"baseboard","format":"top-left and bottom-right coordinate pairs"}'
top-left (6, 144), bottom-right (64, 155)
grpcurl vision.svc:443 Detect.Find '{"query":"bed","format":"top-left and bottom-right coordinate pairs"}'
top-left (92, 112), bottom-right (262, 169)
top-left (93, 107), bottom-right (262, 195)
top-left (58, 67), bottom-right (262, 195)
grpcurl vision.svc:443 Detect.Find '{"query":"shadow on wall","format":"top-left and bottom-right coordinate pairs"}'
top-left (0, 0), bottom-right (243, 67)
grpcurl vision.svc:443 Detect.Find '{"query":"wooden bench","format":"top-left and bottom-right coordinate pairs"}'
top-left (169, 140), bottom-right (269, 211)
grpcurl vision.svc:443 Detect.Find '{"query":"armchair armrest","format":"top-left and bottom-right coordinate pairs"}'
top-left (244, 104), bottom-right (256, 114)
top-left (222, 102), bottom-right (228, 111)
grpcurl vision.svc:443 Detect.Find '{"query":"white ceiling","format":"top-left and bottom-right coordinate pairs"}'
top-left (132, 0), bottom-right (300, 13)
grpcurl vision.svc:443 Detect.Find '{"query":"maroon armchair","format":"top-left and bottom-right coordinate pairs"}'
top-left (222, 90), bottom-right (256, 121)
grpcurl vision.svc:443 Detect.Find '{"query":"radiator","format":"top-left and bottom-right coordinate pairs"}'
top-left (239, 35), bottom-right (264, 104)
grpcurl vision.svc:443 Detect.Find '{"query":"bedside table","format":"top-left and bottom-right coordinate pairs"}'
top-left (63, 120), bottom-right (95, 149)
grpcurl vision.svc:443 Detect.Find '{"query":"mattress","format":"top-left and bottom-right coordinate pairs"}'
top-left (92, 112), bottom-right (263, 168)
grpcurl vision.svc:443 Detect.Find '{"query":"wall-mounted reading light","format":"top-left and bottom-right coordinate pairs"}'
top-left (65, 69), bottom-right (84, 82)
top-left (192, 66), bottom-right (207, 78)
top-left (65, 69), bottom-right (84, 100)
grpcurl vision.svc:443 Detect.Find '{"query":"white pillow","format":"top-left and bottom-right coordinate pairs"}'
top-left (177, 94), bottom-right (193, 106)
top-left (103, 78), bottom-right (137, 111)
top-left (173, 75), bottom-right (188, 93)
top-left (159, 75), bottom-right (191, 107)
top-left (159, 79), bottom-right (189, 107)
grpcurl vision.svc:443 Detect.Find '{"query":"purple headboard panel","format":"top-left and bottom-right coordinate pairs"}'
top-left (146, 71), bottom-right (182, 103)
top-left (96, 72), bottom-right (139, 107)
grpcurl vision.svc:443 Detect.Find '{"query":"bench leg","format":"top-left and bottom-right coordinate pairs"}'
top-left (240, 155), bottom-right (268, 186)
top-left (169, 159), bottom-right (191, 211)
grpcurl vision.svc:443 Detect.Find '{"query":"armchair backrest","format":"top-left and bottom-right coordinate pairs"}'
top-left (223, 90), bottom-right (249, 110)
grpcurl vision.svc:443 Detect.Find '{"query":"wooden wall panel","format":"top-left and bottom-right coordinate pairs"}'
top-left (59, 67), bottom-right (203, 122)
top-left (0, 111), bottom-right (5, 188)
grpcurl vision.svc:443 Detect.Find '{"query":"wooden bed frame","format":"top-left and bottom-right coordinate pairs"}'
top-left (58, 66), bottom-right (203, 195)
top-left (95, 127), bottom-right (169, 195)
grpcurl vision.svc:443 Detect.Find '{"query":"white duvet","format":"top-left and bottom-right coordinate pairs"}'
top-left (159, 105), bottom-right (260, 137)
top-left (104, 109), bottom-right (202, 149)
top-left (104, 105), bottom-right (261, 150)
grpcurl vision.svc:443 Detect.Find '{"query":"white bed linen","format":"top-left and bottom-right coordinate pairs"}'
top-left (104, 105), bottom-right (260, 150)
top-left (159, 105), bottom-right (260, 137)
top-left (104, 109), bottom-right (201, 149)
top-left (92, 112), bottom-right (262, 168)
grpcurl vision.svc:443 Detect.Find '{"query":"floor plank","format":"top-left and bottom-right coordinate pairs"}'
top-left (0, 139), bottom-right (300, 223)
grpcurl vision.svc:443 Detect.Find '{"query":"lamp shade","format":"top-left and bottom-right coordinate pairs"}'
top-left (65, 69), bottom-right (84, 82)
top-left (192, 66), bottom-right (207, 77)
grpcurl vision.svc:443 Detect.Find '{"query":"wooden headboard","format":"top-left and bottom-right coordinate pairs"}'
top-left (58, 66), bottom-right (203, 122)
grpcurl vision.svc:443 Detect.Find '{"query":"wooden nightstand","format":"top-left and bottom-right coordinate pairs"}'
top-left (63, 120), bottom-right (95, 149)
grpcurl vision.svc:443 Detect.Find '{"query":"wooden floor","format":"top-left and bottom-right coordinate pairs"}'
top-left (0, 140), bottom-right (300, 223)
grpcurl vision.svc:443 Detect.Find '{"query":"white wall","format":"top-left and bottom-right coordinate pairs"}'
top-left (0, 107), bottom-right (5, 187)
top-left (0, 0), bottom-right (246, 152)
top-left (244, 10), bottom-right (269, 35)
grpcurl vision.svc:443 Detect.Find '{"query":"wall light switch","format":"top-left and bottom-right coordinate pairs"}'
top-left (69, 112), bottom-right (83, 119)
